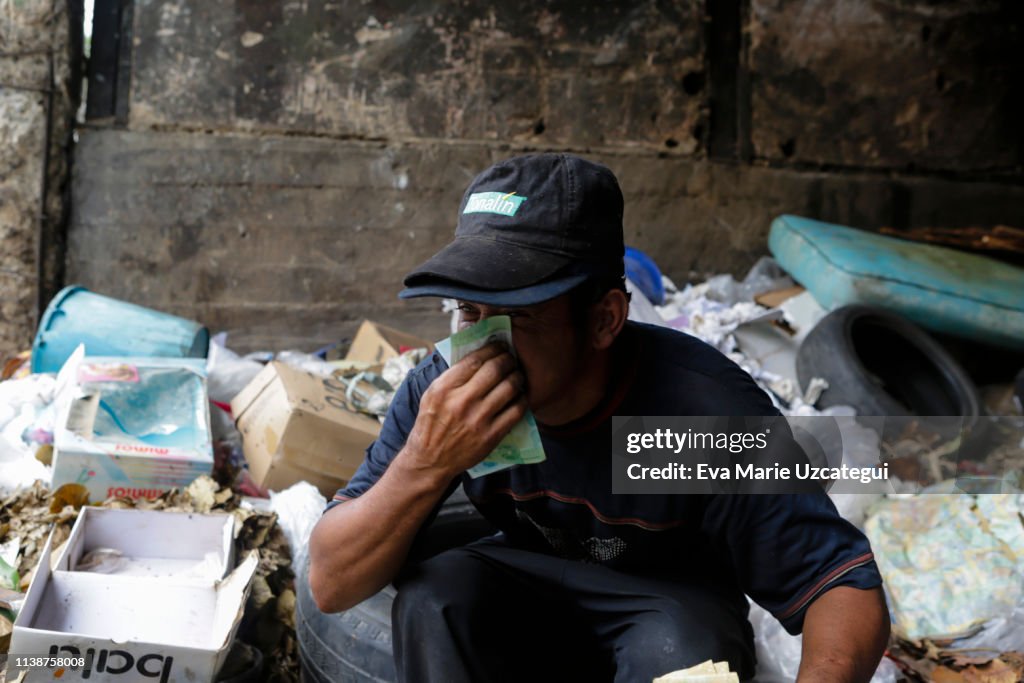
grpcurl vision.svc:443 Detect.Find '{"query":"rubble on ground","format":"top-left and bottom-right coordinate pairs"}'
top-left (0, 476), bottom-right (298, 683)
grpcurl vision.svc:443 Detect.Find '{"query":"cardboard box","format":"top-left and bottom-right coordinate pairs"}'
top-left (51, 352), bottom-right (214, 502)
top-left (53, 507), bottom-right (235, 581)
top-left (10, 507), bottom-right (257, 683)
top-left (345, 320), bottom-right (433, 365)
top-left (231, 361), bottom-right (382, 497)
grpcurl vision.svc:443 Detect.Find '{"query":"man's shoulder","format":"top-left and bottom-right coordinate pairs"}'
top-left (405, 350), bottom-right (448, 391)
top-left (626, 321), bottom-right (742, 378)
top-left (622, 321), bottom-right (778, 415)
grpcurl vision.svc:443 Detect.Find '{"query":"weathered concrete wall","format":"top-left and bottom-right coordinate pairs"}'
top-left (0, 85), bottom-right (44, 357)
top-left (0, 0), bottom-right (79, 356)
top-left (130, 0), bottom-right (705, 152)
top-left (69, 129), bottom-right (1024, 351)
top-left (65, 0), bottom-right (1024, 351)
top-left (748, 0), bottom-right (1023, 171)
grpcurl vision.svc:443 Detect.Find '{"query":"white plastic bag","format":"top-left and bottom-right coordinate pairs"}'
top-left (269, 481), bottom-right (328, 565)
top-left (206, 333), bottom-right (264, 403)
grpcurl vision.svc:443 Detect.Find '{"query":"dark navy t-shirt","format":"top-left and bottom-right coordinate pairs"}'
top-left (327, 321), bottom-right (882, 634)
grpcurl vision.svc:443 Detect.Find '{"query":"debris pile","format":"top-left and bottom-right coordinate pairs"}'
top-left (0, 476), bottom-right (298, 683)
top-left (0, 225), bottom-right (1020, 682)
top-left (889, 639), bottom-right (1024, 683)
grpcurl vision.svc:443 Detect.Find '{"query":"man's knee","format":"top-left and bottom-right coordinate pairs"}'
top-left (615, 604), bottom-right (752, 680)
top-left (392, 548), bottom-right (487, 624)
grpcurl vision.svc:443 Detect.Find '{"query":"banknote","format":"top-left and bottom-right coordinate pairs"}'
top-left (442, 315), bottom-right (547, 478)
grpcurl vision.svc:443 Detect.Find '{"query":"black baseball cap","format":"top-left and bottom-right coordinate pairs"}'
top-left (399, 153), bottom-right (625, 306)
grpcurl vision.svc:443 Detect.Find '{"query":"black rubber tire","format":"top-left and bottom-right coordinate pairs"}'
top-left (216, 642), bottom-right (263, 682)
top-left (297, 485), bottom-right (494, 683)
top-left (796, 305), bottom-right (981, 426)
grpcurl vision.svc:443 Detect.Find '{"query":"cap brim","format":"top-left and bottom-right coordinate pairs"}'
top-left (399, 273), bottom-right (588, 306)
top-left (403, 235), bottom-right (573, 292)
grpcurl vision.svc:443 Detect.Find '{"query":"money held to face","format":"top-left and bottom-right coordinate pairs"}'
top-left (446, 315), bottom-right (547, 478)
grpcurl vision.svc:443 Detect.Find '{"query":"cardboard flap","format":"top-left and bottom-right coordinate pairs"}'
top-left (212, 552), bottom-right (259, 651)
top-left (13, 529), bottom-right (54, 628)
top-left (62, 508), bottom-right (234, 577)
top-left (230, 362), bottom-right (280, 422)
top-left (271, 361), bottom-right (320, 408)
top-left (346, 320), bottom-right (433, 364)
top-left (54, 506), bottom-right (90, 571)
top-left (222, 514), bottom-right (237, 570)
top-left (52, 345), bottom-right (88, 449)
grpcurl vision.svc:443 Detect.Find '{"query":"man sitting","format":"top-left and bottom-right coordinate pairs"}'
top-left (309, 153), bottom-right (889, 682)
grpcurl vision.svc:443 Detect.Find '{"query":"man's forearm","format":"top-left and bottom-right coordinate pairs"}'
top-left (308, 342), bottom-right (525, 613)
top-left (797, 585), bottom-right (890, 683)
top-left (308, 448), bottom-right (452, 613)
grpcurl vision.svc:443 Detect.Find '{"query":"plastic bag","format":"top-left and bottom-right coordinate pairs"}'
top-left (625, 279), bottom-right (665, 326)
top-left (86, 363), bottom-right (207, 450)
top-left (0, 373), bottom-right (57, 493)
top-left (206, 333), bottom-right (264, 404)
top-left (865, 494), bottom-right (1024, 640)
top-left (740, 256), bottom-right (795, 301)
top-left (699, 257), bottom-right (796, 307)
top-left (381, 348), bottom-right (429, 390)
top-left (276, 350), bottom-right (338, 378)
top-left (952, 594), bottom-right (1024, 652)
top-left (269, 481), bottom-right (328, 565)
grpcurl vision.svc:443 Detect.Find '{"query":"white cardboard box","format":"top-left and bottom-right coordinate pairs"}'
top-left (53, 507), bottom-right (235, 581)
top-left (10, 508), bottom-right (257, 682)
top-left (51, 350), bottom-right (214, 501)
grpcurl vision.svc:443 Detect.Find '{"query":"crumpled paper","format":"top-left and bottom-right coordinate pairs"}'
top-left (864, 494), bottom-right (1024, 640)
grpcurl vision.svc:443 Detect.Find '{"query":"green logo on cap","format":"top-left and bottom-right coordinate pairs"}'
top-left (463, 191), bottom-right (528, 217)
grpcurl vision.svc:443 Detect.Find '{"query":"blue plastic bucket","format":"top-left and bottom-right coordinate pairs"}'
top-left (624, 246), bottom-right (666, 305)
top-left (31, 286), bottom-right (210, 373)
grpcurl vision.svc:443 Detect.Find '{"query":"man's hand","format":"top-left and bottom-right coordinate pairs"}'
top-left (797, 585), bottom-right (890, 683)
top-left (402, 341), bottom-right (527, 479)
top-left (308, 341), bottom-right (526, 614)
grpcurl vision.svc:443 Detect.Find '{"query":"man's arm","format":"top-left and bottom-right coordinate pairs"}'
top-left (797, 585), bottom-right (890, 683)
top-left (308, 343), bottom-right (526, 613)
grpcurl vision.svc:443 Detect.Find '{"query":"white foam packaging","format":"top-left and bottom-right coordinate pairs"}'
top-left (10, 507), bottom-right (257, 682)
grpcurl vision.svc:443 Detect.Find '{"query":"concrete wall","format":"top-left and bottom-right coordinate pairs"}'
top-left (0, 0), bottom-right (80, 356)
top-left (66, 0), bottom-right (1024, 352)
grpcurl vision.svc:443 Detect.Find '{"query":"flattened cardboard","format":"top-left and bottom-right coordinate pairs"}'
top-left (754, 285), bottom-right (806, 309)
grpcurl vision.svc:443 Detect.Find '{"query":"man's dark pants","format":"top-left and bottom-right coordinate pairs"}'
top-left (392, 537), bottom-right (757, 682)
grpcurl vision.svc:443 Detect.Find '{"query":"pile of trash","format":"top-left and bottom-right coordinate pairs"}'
top-left (632, 257), bottom-right (835, 416)
top-left (1, 213), bottom-right (1023, 682)
top-left (0, 373), bottom-right (56, 496)
top-left (0, 475), bottom-right (299, 682)
top-left (596, 248), bottom-right (1024, 682)
top-left (0, 284), bottom-right (438, 682)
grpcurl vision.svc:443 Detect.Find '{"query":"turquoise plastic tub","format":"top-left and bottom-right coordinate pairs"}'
top-left (31, 286), bottom-right (210, 373)
top-left (769, 215), bottom-right (1024, 351)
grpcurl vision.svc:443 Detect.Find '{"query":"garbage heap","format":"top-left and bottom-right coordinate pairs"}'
top-left (0, 213), bottom-right (1022, 683)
